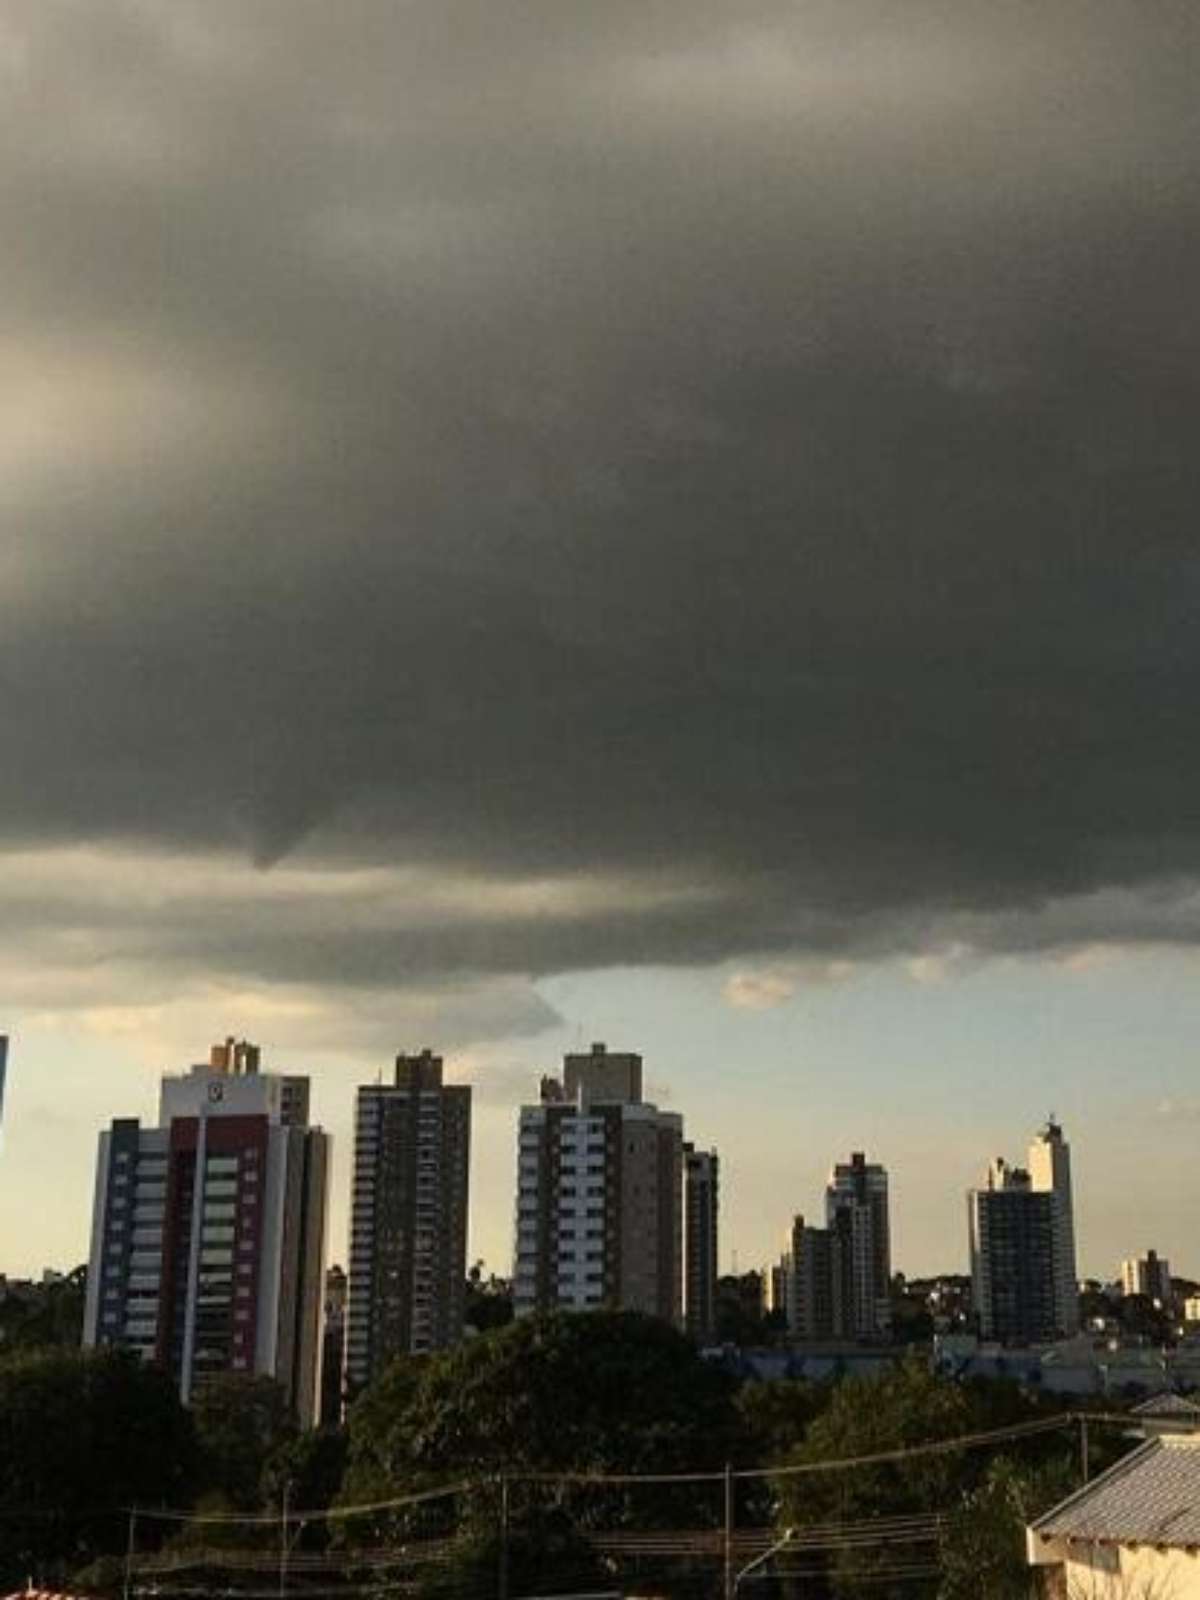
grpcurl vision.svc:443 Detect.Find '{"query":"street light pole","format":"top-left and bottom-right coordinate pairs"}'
top-left (280, 1478), bottom-right (292, 1600)
top-left (733, 1527), bottom-right (795, 1597)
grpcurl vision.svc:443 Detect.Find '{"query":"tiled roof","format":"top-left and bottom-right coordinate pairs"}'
top-left (1032, 1435), bottom-right (1200, 1547)
top-left (1131, 1392), bottom-right (1200, 1418)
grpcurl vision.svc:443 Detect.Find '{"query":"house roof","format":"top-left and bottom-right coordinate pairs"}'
top-left (1131, 1392), bottom-right (1200, 1418)
top-left (1031, 1434), bottom-right (1200, 1548)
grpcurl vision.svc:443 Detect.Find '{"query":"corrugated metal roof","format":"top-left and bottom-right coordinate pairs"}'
top-left (1131, 1392), bottom-right (1200, 1418)
top-left (2, 1592), bottom-right (93, 1599)
top-left (1032, 1435), bottom-right (1200, 1547)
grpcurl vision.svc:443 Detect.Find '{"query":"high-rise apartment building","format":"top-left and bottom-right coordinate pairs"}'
top-left (82, 1039), bottom-right (329, 1421)
top-left (344, 1051), bottom-right (471, 1388)
top-left (825, 1152), bottom-right (891, 1338)
top-left (1028, 1119), bottom-right (1079, 1336)
top-left (1121, 1251), bottom-right (1173, 1309)
top-left (513, 1042), bottom-right (683, 1322)
top-left (780, 1214), bottom-right (836, 1341)
top-left (683, 1144), bottom-right (719, 1344)
top-left (968, 1158), bottom-right (1058, 1344)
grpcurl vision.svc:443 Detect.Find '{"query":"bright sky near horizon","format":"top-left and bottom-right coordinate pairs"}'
top-left (2, 3), bottom-right (1199, 1288)
top-left (3, 944), bottom-right (1199, 1284)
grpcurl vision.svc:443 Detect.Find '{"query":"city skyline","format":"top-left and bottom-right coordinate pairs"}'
top-left (4, 1010), bottom-right (1197, 1297)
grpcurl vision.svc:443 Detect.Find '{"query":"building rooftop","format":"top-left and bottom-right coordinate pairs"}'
top-left (1130, 1391), bottom-right (1200, 1419)
top-left (3, 1592), bottom-right (95, 1600)
top-left (1031, 1434), bottom-right (1200, 1548)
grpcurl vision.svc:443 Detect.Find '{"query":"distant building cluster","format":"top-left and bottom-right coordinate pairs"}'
top-left (1121, 1248), bottom-right (1173, 1309)
top-left (44, 1026), bottom-right (1191, 1421)
top-left (78, 1036), bottom-right (721, 1420)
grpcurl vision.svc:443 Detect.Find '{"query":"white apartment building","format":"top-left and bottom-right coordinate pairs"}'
top-left (1028, 1118), bottom-right (1080, 1336)
top-left (513, 1043), bottom-right (683, 1323)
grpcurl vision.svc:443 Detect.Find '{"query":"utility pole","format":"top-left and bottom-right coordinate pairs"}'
top-left (724, 1462), bottom-right (734, 1600)
top-left (1080, 1415), bottom-right (1091, 1484)
top-left (498, 1475), bottom-right (510, 1600)
top-left (280, 1478), bottom-right (292, 1600)
top-left (123, 1507), bottom-right (137, 1600)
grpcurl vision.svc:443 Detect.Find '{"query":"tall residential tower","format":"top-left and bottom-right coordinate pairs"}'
top-left (969, 1158), bottom-right (1058, 1344)
top-left (1027, 1119), bottom-right (1079, 1336)
top-left (683, 1144), bottom-right (719, 1344)
top-left (513, 1043), bottom-right (683, 1322)
top-left (779, 1213), bottom-right (835, 1341)
top-left (825, 1152), bottom-right (891, 1339)
top-left (344, 1051), bottom-right (471, 1389)
top-left (82, 1039), bottom-right (329, 1422)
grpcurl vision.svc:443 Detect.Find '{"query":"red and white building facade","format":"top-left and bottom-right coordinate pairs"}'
top-left (82, 1040), bottom-right (329, 1423)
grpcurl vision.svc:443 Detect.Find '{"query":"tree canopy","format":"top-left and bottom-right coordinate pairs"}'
top-left (0, 1344), bottom-right (196, 1590)
top-left (345, 1310), bottom-right (739, 1492)
top-left (773, 1356), bottom-right (1084, 1598)
top-left (190, 1370), bottom-right (298, 1511)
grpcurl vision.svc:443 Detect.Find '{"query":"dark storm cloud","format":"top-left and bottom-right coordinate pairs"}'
top-left (4, 0), bottom-right (1200, 1005)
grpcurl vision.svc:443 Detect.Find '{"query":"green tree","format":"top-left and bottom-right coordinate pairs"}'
top-left (938, 1453), bottom-right (1077, 1600)
top-left (346, 1310), bottom-right (738, 1488)
top-left (262, 1427), bottom-right (349, 1551)
top-left (464, 1262), bottom-right (514, 1334)
top-left (774, 1358), bottom-right (1068, 1598)
top-left (715, 1271), bottom-right (773, 1346)
top-left (736, 1377), bottom-right (830, 1463)
top-left (0, 1345), bottom-right (196, 1589)
top-left (190, 1371), bottom-right (297, 1510)
top-left (0, 1266), bottom-right (87, 1350)
top-left (340, 1311), bottom-right (740, 1591)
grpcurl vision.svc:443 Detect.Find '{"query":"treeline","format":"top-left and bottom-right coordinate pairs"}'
top-left (0, 1313), bottom-right (1115, 1599)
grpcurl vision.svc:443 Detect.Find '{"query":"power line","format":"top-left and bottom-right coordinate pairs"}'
top-left (741, 1410), bottom-right (1072, 1479)
top-left (119, 1406), bottom-right (1153, 1531)
top-left (132, 1479), bottom-right (473, 1527)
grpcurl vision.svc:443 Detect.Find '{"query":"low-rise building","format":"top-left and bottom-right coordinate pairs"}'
top-left (1130, 1391), bottom-right (1200, 1424)
top-left (1028, 1432), bottom-right (1200, 1597)
top-left (934, 1331), bottom-right (1200, 1397)
top-left (1121, 1250), bottom-right (1173, 1309)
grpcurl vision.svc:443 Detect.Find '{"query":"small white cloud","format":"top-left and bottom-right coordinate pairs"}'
top-left (904, 942), bottom-right (976, 986)
top-left (723, 970), bottom-right (797, 1010)
top-left (722, 959), bottom-right (857, 1010)
top-left (1156, 1098), bottom-right (1200, 1122)
top-left (1053, 943), bottom-right (1130, 975)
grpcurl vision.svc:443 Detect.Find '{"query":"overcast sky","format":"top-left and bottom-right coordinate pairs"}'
top-left (2, 1), bottom-right (1200, 1283)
